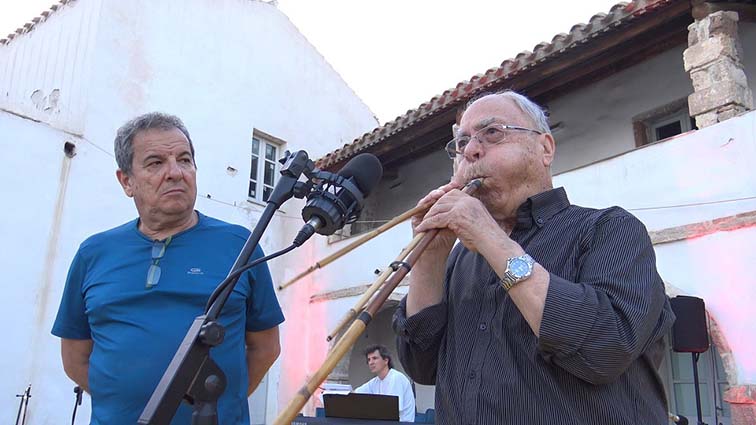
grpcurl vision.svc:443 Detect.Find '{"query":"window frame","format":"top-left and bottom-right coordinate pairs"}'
top-left (660, 335), bottom-right (731, 425)
top-left (632, 98), bottom-right (697, 147)
top-left (248, 129), bottom-right (285, 204)
top-left (649, 110), bottom-right (694, 143)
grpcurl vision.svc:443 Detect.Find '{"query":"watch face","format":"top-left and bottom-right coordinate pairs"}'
top-left (510, 257), bottom-right (531, 278)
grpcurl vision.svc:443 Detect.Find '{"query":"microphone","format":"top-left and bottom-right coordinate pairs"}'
top-left (669, 413), bottom-right (689, 425)
top-left (293, 153), bottom-right (383, 246)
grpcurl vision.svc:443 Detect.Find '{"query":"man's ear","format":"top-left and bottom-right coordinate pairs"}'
top-left (116, 169), bottom-right (135, 198)
top-left (540, 133), bottom-right (556, 167)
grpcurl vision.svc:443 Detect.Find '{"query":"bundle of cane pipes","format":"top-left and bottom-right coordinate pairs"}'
top-left (273, 179), bottom-right (482, 425)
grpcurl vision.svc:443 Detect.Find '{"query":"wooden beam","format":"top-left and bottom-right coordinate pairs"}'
top-left (650, 210), bottom-right (756, 245)
top-left (527, 16), bottom-right (690, 103)
top-left (498, 1), bottom-right (692, 95)
top-left (324, 108), bottom-right (457, 171)
top-left (692, 1), bottom-right (756, 22)
top-left (378, 122), bottom-right (452, 168)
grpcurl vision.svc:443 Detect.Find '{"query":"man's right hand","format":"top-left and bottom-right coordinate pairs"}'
top-left (411, 181), bottom-right (461, 257)
top-left (406, 181), bottom-right (461, 316)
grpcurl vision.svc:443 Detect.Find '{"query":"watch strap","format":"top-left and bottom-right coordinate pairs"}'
top-left (499, 254), bottom-right (535, 291)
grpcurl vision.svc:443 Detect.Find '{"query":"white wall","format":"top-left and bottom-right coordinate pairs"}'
top-left (554, 110), bottom-right (756, 232)
top-left (0, 112), bottom-right (112, 425)
top-left (0, 0), bottom-right (102, 133)
top-left (0, 111), bottom-right (131, 425)
top-left (547, 44), bottom-right (694, 174)
top-left (0, 0), bottom-right (378, 423)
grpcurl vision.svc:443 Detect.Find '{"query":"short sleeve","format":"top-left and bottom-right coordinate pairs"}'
top-left (51, 249), bottom-right (92, 339)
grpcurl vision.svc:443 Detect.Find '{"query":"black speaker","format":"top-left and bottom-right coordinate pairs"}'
top-left (670, 296), bottom-right (709, 353)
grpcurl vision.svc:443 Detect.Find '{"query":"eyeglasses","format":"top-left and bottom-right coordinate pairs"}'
top-left (145, 236), bottom-right (172, 289)
top-left (444, 123), bottom-right (543, 159)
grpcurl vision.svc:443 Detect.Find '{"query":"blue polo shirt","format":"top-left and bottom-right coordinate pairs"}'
top-left (52, 212), bottom-right (284, 424)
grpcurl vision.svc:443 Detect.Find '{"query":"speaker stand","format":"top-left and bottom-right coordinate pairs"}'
top-left (691, 353), bottom-right (707, 425)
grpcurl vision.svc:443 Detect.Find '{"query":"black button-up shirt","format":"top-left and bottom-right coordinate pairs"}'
top-left (394, 187), bottom-right (675, 425)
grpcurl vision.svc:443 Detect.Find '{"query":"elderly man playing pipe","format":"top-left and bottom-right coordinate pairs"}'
top-left (394, 91), bottom-right (674, 425)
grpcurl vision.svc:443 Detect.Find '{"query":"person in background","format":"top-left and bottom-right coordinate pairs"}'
top-left (354, 344), bottom-right (416, 422)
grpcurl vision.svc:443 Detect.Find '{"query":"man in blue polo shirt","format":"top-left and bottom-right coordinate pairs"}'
top-left (52, 112), bottom-right (284, 424)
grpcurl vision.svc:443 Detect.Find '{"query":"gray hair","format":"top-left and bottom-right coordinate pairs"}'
top-left (464, 90), bottom-right (551, 134)
top-left (114, 112), bottom-right (195, 174)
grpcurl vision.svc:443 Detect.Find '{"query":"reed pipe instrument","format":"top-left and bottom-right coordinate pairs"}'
top-left (273, 179), bottom-right (482, 425)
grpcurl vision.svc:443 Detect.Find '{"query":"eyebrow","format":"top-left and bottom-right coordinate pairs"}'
top-left (472, 117), bottom-right (498, 131)
top-left (142, 150), bottom-right (192, 163)
top-left (142, 154), bottom-right (164, 164)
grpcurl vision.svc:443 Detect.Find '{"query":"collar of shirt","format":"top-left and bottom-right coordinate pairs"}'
top-left (515, 187), bottom-right (571, 229)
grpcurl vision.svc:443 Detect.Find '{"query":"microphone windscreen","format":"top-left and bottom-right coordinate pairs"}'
top-left (337, 153), bottom-right (383, 197)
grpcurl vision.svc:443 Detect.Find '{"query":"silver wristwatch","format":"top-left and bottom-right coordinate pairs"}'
top-left (500, 254), bottom-right (535, 291)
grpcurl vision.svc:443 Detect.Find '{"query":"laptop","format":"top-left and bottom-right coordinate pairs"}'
top-left (323, 393), bottom-right (400, 421)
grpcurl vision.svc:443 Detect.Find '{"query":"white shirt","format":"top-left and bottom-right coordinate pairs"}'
top-left (354, 368), bottom-right (416, 422)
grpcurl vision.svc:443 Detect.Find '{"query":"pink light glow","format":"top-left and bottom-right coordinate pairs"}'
top-left (666, 227), bottom-right (756, 383)
top-left (277, 245), bottom-right (330, 417)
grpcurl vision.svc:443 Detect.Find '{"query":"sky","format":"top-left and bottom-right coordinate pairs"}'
top-left (1, 0), bottom-right (620, 123)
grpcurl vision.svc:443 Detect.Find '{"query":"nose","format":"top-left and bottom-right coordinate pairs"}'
top-left (165, 157), bottom-right (184, 180)
top-left (462, 136), bottom-right (484, 162)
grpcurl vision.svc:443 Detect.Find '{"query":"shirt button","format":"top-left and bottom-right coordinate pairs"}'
top-left (479, 323), bottom-right (487, 331)
top-left (468, 371), bottom-right (476, 380)
top-left (536, 217), bottom-right (544, 225)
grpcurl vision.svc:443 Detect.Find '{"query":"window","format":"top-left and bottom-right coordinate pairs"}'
top-left (649, 111), bottom-right (696, 143)
top-left (248, 131), bottom-right (284, 203)
top-left (660, 337), bottom-right (731, 425)
top-left (633, 99), bottom-right (698, 147)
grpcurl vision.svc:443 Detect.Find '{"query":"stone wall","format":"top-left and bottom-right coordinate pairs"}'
top-left (684, 11), bottom-right (753, 127)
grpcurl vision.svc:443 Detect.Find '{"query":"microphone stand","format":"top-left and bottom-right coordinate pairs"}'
top-left (138, 150), bottom-right (315, 425)
top-left (15, 384), bottom-right (31, 425)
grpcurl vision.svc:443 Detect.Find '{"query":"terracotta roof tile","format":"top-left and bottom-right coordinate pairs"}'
top-left (316, 0), bottom-right (679, 169)
top-left (1, 1), bottom-right (76, 46)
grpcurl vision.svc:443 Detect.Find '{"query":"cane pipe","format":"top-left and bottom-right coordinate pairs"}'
top-left (277, 202), bottom-right (432, 291)
top-left (326, 232), bottom-right (425, 342)
top-left (273, 179), bottom-right (481, 425)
